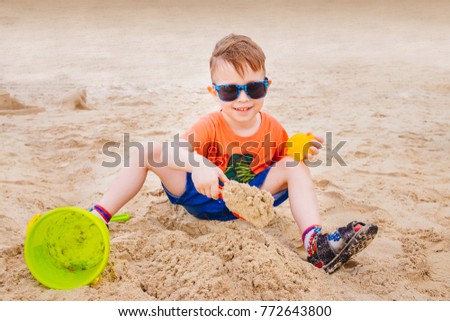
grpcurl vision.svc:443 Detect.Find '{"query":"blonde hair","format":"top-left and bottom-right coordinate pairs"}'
top-left (210, 34), bottom-right (266, 79)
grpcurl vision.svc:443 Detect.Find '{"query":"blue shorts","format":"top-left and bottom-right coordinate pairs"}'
top-left (161, 166), bottom-right (289, 221)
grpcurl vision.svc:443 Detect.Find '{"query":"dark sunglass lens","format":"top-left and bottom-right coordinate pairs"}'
top-left (247, 83), bottom-right (267, 99)
top-left (219, 85), bottom-right (239, 101)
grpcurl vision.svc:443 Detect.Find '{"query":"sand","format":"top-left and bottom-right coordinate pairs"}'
top-left (0, 89), bottom-right (44, 115)
top-left (60, 89), bottom-right (93, 110)
top-left (221, 181), bottom-right (274, 228)
top-left (1, 0), bottom-right (449, 300)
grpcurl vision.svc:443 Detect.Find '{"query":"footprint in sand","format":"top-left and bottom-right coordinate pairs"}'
top-left (354, 151), bottom-right (370, 159)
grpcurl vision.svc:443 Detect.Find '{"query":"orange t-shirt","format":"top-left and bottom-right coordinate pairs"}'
top-left (182, 111), bottom-right (288, 183)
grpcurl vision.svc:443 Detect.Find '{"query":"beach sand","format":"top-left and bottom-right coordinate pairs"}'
top-left (1, 0), bottom-right (449, 300)
top-left (221, 181), bottom-right (275, 228)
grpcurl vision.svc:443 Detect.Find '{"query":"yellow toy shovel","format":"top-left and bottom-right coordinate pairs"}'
top-left (286, 132), bottom-right (317, 161)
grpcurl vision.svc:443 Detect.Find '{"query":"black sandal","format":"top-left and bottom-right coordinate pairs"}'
top-left (307, 221), bottom-right (378, 274)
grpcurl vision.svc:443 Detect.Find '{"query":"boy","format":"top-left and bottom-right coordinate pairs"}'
top-left (90, 34), bottom-right (377, 273)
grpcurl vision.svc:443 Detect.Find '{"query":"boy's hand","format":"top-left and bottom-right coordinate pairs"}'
top-left (306, 133), bottom-right (324, 161)
top-left (191, 160), bottom-right (229, 200)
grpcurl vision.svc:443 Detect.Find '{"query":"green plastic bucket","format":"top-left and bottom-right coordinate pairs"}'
top-left (24, 207), bottom-right (110, 290)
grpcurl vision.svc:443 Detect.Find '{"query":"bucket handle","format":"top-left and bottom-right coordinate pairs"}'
top-left (110, 213), bottom-right (131, 223)
top-left (26, 212), bottom-right (131, 236)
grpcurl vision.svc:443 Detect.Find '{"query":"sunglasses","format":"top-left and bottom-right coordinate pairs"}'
top-left (213, 77), bottom-right (269, 102)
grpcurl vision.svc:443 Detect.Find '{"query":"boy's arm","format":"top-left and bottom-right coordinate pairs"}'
top-left (163, 138), bottom-right (229, 199)
top-left (161, 136), bottom-right (207, 172)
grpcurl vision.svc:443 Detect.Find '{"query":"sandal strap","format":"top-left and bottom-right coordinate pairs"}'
top-left (337, 221), bottom-right (365, 243)
top-left (314, 233), bottom-right (337, 265)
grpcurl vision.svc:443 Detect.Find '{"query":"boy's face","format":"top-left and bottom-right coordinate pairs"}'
top-left (208, 61), bottom-right (268, 128)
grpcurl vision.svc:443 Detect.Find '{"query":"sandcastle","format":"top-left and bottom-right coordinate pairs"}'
top-left (60, 89), bottom-right (93, 110)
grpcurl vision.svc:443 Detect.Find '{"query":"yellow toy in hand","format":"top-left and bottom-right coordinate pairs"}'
top-left (286, 133), bottom-right (317, 161)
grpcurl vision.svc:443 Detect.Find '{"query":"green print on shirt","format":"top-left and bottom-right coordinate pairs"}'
top-left (224, 154), bottom-right (256, 183)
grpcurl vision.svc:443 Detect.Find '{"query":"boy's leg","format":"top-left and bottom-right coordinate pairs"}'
top-left (97, 142), bottom-right (186, 215)
top-left (259, 157), bottom-right (321, 233)
top-left (260, 156), bottom-right (377, 273)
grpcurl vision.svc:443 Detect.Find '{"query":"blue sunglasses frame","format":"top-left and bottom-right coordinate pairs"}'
top-left (213, 77), bottom-right (270, 102)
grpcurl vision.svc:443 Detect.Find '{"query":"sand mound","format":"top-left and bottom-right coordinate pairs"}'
top-left (221, 181), bottom-right (275, 228)
top-left (60, 89), bottom-right (93, 110)
top-left (0, 89), bottom-right (44, 115)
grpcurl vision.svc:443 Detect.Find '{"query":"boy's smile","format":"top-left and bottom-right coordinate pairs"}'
top-left (209, 61), bottom-right (269, 133)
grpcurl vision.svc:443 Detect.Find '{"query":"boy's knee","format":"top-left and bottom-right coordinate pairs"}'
top-left (277, 156), bottom-right (311, 174)
top-left (277, 156), bottom-right (300, 168)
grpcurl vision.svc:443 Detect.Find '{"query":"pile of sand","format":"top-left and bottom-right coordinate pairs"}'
top-left (60, 89), bottom-right (93, 110)
top-left (0, 89), bottom-right (44, 115)
top-left (221, 181), bottom-right (275, 228)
